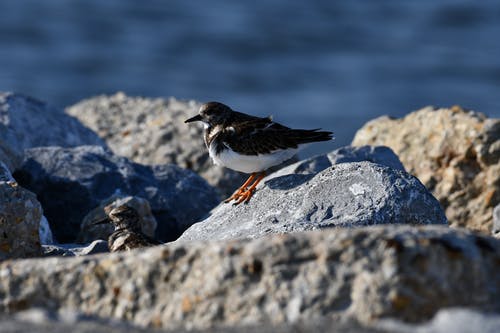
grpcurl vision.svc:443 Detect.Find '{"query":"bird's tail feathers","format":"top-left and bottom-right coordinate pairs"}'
top-left (292, 129), bottom-right (334, 143)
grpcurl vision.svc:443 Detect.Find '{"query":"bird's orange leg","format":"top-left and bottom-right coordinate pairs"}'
top-left (234, 171), bottom-right (266, 205)
top-left (224, 173), bottom-right (257, 203)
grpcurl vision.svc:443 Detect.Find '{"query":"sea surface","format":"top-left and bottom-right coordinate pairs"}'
top-left (1, 0), bottom-right (499, 156)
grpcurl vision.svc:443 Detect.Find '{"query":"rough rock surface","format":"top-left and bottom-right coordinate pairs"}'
top-left (0, 92), bottom-right (105, 171)
top-left (0, 226), bottom-right (498, 330)
top-left (0, 310), bottom-right (383, 333)
top-left (77, 195), bottom-right (158, 244)
top-left (1, 308), bottom-right (498, 333)
top-left (0, 162), bottom-right (43, 260)
top-left (65, 92), bottom-right (248, 197)
top-left (352, 106), bottom-right (500, 233)
top-left (178, 161), bottom-right (446, 242)
top-left (14, 145), bottom-right (218, 243)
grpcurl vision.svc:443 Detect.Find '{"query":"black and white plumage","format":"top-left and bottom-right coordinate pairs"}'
top-left (185, 102), bottom-right (333, 204)
top-left (94, 205), bottom-right (160, 252)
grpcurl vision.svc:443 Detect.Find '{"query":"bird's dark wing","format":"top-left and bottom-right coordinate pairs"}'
top-left (228, 110), bottom-right (270, 123)
top-left (220, 118), bottom-right (333, 156)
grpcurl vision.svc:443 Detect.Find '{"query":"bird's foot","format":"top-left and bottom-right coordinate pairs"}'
top-left (224, 173), bottom-right (257, 204)
top-left (224, 172), bottom-right (265, 206)
top-left (224, 188), bottom-right (247, 203)
top-left (231, 188), bottom-right (256, 205)
top-left (224, 186), bottom-right (255, 205)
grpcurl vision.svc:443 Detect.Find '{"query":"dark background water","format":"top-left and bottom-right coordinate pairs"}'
top-left (1, 0), bottom-right (499, 156)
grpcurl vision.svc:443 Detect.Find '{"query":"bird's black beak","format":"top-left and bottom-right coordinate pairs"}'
top-left (184, 114), bottom-right (203, 123)
top-left (92, 217), bottom-right (111, 226)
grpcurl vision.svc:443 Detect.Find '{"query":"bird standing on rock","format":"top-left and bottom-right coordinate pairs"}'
top-left (185, 102), bottom-right (333, 205)
top-left (94, 204), bottom-right (160, 252)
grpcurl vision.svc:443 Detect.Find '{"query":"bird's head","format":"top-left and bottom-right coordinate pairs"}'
top-left (108, 205), bottom-right (139, 223)
top-left (185, 102), bottom-right (233, 127)
top-left (94, 204), bottom-right (141, 230)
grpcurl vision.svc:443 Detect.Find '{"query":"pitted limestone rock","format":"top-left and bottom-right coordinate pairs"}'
top-left (0, 92), bottom-right (105, 171)
top-left (65, 93), bottom-right (248, 197)
top-left (0, 226), bottom-right (498, 329)
top-left (178, 161), bottom-right (446, 242)
top-left (352, 106), bottom-right (500, 233)
top-left (0, 163), bottom-right (43, 260)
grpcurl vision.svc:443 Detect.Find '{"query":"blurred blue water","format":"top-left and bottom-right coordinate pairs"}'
top-left (1, 0), bottom-right (499, 156)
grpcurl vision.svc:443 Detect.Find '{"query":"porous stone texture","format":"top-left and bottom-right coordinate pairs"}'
top-left (77, 195), bottom-right (157, 244)
top-left (1, 308), bottom-right (499, 333)
top-left (0, 309), bottom-right (383, 333)
top-left (352, 106), bottom-right (500, 233)
top-left (0, 92), bottom-right (105, 171)
top-left (14, 145), bottom-right (218, 243)
top-left (178, 161), bottom-right (446, 242)
top-left (0, 226), bottom-right (498, 330)
top-left (0, 163), bottom-right (43, 260)
top-left (65, 93), bottom-right (248, 197)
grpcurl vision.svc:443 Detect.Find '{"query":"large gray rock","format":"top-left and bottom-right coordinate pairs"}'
top-left (14, 145), bottom-right (218, 243)
top-left (0, 92), bottom-right (105, 171)
top-left (1, 308), bottom-right (498, 333)
top-left (0, 226), bottom-right (498, 330)
top-left (178, 160), bottom-right (446, 242)
top-left (0, 162), bottom-right (43, 260)
top-left (0, 309), bottom-right (383, 333)
top-left (65, 93), bottom-right (248, 197)
top-left (1, 160), bottom-right (53, 247)
top-left (352, 106), bottom-right (500, 234)
top-left (2, 308), bottom-right (498, 333)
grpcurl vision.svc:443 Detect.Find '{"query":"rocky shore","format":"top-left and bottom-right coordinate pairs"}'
top-left (352, 106), bottom-right (500, 234)
top-left (0, 92), bottom-right (499, 332)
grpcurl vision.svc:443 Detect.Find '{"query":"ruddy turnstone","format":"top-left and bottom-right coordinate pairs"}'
top-left (94, 204), bottom-right (160, 252)
top-left (185, 102), bottom-right (333, 204)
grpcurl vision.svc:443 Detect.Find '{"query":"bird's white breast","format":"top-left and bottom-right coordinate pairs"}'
top-left (208, 143), bottom-right (297, 173)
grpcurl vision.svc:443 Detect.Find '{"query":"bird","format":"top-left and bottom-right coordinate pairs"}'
top-left (93, 204), bottom-right (160, 252)
top-left (185, 102), bottom-right (333, 204)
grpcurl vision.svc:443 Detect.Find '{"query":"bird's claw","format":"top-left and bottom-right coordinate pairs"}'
top-left (231, 189), bottom-right (255, 205)
top-left (225, 188), bottom-right (255, 205)
top-left (223, 172), bottom-right (265, 206)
